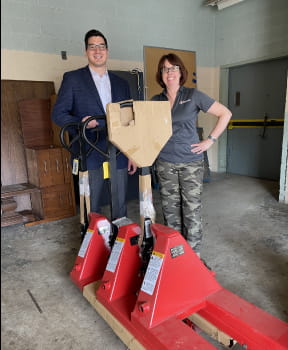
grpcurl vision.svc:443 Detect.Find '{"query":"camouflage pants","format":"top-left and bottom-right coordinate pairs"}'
top-left (156, 159), bottom-right (204, 254)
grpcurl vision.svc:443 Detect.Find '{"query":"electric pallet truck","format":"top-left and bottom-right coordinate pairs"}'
top-left (64, 100), bottom-right (288, 349)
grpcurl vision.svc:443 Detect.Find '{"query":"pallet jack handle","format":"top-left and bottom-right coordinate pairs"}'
top-left (59, 115), bottom-right (113, 238)
top-left (82, 115), bottom-right (120, 224)
top-left (59, 116), bottom-right (106, 172)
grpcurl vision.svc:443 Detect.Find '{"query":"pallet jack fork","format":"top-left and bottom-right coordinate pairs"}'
top-left (96, 223), bottom-right (288, 350)
top-left (70, 101), bottom-right (288, 349)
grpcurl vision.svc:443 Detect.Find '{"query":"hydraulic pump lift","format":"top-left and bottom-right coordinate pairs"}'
top-left (69, 101), bottom-right (288, 349)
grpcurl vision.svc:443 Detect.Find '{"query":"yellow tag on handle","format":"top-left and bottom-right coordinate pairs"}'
top-left (103, 161), bottom-right (110, 179)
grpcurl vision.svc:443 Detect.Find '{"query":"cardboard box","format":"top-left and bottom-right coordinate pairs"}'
top-left (106, 101), bottom-right (172, 168)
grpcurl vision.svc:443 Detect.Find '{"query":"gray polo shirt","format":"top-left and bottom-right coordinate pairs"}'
top-left (151, 86), bottom-right (215, 163)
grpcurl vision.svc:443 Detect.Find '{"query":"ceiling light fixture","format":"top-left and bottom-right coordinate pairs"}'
top-left (204, 0), bottom-right (245, 10)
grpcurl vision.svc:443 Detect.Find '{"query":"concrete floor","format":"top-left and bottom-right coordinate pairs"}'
top-left (1, 173), bottom-right (288, 349)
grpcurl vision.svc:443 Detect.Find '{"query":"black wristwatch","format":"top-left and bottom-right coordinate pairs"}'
top-left (208, 135), bottom-right (217, 143)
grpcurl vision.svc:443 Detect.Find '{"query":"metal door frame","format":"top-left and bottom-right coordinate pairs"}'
top-left (219, 55), bottom-right (288, 203)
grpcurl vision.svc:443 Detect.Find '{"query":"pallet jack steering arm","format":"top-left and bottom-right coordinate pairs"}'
top-left (59, 115), bottom-right (107, 236)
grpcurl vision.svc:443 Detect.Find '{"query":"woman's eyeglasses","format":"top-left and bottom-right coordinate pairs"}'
top-left (161, 65), bottom-right (180, 73)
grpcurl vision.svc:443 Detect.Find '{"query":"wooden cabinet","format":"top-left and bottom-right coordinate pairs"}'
top-left (12, 96), bottom-right (76, 225)
top-left (41, 184), bottom-right (74, 219)
top-left (1, 82), bottom-right (76, 227)
top-left (26, 147), bottom-right (65, 188)
top-left (1, 80), bottom-right (57, 227)
top-left (62, 148), bottom-right (73, 184)
top-left (25, 146), bottom-right (76, 220)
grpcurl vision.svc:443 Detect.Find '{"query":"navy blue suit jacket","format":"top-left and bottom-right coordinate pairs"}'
top-left (52, 65), bottom-right (131, 170)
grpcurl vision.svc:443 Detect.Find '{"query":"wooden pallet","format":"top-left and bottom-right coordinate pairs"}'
top-left (83, 282), bottom-right (233, 350)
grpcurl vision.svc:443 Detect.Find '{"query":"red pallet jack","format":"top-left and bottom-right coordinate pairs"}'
top-left (70, 101), bottom-right (288, 349)
top-left (61, 115), bottom-right (133, 290)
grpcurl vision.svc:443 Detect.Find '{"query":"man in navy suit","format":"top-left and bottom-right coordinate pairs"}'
top-left (52, 29), bottom-right (137, 217)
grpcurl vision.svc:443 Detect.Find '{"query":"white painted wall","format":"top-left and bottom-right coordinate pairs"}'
top-left (1, 49), bottom-right (143, 91)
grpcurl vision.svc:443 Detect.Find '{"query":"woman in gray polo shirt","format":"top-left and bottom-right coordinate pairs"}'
top-left (152, 53), bottom-right (232, 257)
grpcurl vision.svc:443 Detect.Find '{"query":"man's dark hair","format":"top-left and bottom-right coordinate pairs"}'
top-left (84, 29), bottom-right (108, 50)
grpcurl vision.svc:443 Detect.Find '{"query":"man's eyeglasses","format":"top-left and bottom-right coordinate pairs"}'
top-left (161, 65), bottom-right (180, 74)
top-left (87, 43), bottom-right (107, 51)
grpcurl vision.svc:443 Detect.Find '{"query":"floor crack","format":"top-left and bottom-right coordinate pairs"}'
top-left (27, 289), bottom-right (43, 313)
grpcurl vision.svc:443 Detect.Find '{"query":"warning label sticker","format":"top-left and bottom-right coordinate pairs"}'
top-left (97, 219), bottom-right (111, 250)
top-left (106, 237), bottom-right (125, 273)
top-left (140, 251), bottom-right (164, 295)
top-left (78, 229), bottom-right (93, 258)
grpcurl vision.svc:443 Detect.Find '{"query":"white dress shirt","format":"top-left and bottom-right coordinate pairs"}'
top-left (89, 67), bottom-right (112, 112)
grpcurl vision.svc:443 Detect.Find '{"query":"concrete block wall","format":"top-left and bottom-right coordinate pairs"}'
top-left (1, 0), bottom-right (288, 173)
top-left (1, 0), bottom-right (215, 66)
top-left (215, 0), bottom-right (288, 66)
